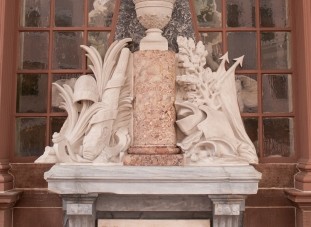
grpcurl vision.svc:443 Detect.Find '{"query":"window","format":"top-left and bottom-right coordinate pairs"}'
top-left (190, 0), bottom-right (294, 162)
top-left (14, 0), bottom-right (120, 161)
top-left (14, 0), bottom-right (294, 163)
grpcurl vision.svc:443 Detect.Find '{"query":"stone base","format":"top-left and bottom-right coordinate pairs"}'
top-left (128, 146), bottom-right (180, 155)
top-left (45, 165), bottom-right (261, 227)
top-left (123, 153), bottom-right (184, 166)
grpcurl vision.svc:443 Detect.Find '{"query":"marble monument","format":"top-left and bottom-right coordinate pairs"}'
top-left (37, 1), bottom-right (261, 226)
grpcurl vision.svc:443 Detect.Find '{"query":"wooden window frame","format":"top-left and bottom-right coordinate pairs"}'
top-left (2, 0), bottom-right (311, 165)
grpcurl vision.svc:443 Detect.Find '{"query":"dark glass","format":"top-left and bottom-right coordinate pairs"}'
top-left (52, 74), bottom-right (80, 112)
top-left (236, 75), bottom-right (258, 113)
top-left (243, 118), bottom-right (259, 153)
top-left (15, 118), bottom-right (46, 157)
top-left (55, 0), bottom-right (84, 27)
top-left (19, 32), bottom-right (49, 69)
top-left (50, 117), bottom-right (66, 145)
top-left (228, 32), bottom-right (257, 69)
top-left (200, 32), bottom-right (222, 71)
top-left (88, 0), bottom-right (116, 27)
top-left (260, 0), bottom-right (289, 27)
top-left (17, 74), bottom-right (48, 113)
top-left (263, 118), bottom-right (294, 157)
top-left (53, 32), bottom-right (83, 69)
top-left (194, 0), bottom-right (222, 28)
top-left (227, 0), bottom-right (255, 27)
top-left (88, 32), bottom-right (110, 60)
top-left (263, 74), bottom-right (293, 113)
top-left (261, 32), bottom-right (291, 70)
top-left (20, 0), bottom-right (50, 27)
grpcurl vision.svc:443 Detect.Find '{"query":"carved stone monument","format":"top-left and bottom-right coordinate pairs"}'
top-left (36, 1), bottom-right (261, 226)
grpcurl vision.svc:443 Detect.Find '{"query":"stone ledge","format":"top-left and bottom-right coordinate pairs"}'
top-left (44, 165), bottom-right (261, 195)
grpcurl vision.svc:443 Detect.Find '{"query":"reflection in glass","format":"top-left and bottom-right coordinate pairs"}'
top-left (263, 118), bottom-right (294, 157)
top-left (88, 0), bottom-right (115, 27)
top-left (55, 0), bottom-right (84, 27)
top-left (236, 75), bottom-right (258, 113)
top-left (260, 0), bottom-right (289, 27)
top-left (88, 32), bottom-right (110, 60)
top-left (16, 118), bottom-right (46, 157)
top-left (263, 74), bottom-right (293, 113)
top-left (53, 32), bottom-right (83, 69)
top-left (228, 32), bottom-right (257, 69)
top-left (52, 74), bottom-right (79, 112)
top-left (19, 32), bottom-right (49, 69)
top-left (20, 0), bottom-right (50, 27)
top-left (50, 117), bottom-right (66, 145)
top-left (261, 32), bottom-right (291, 70)
top-left (243, 118), bottom-right (258, 153)
top-left (227, 0), bottom-right (255, 27)
top-left (17, 74), bottom-right (48, 113)
top-left (194, 0), bottom-right (222, 28)
top-left (200, 32), bottom-right (222, 71)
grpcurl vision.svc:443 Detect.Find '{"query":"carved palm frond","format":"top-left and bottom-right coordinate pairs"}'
top-left (52, 83), bottom-right (79, 136)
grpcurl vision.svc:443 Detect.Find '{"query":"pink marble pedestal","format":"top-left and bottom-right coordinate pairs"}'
top-left (123, 51), bottom-right (183, 166)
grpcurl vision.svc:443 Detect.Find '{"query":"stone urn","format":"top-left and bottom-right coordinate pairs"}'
top-left (133, 0), bottom-right (176, 50)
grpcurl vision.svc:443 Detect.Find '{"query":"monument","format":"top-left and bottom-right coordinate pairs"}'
top-left (36, 0), bottom-right (261, 226)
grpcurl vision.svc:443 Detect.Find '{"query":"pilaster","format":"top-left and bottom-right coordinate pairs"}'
top-left (285, 1), bottom-right (311, 227)
top-left (210, 195), bottom-right (245, 227)
top-left (62, 195), bottom-right (98, 227)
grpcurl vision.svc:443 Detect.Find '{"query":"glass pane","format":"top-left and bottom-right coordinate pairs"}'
top-left (228, 32), bottom-right (257, 70)
top-left (226, 0), bottom-right (255, 27)
top-left (19, 32), bottom-right (49, 69)
top-left (20, 0), bottom-right (50, 27)
top-left (16, 74), bottom-right (48, 113)
top-left (15, 117), bottom-right (46, 157)
top-left (200, 32), bottom-right (222, 71)
top-left (55, 0), bottom-right (84, 27)
top-left (263, 118), bottom-right (294, 157)
top-left (263, 74), bottom-right (293, 113)
top-left (236, 75), bottom-right (258, 113)
top-left (50, 117), bottom-right (66, 145)
top-left (52, 74), bottom-right (79, 112)
top-left (243, 118), bottom-right (259, 153)
top-left (88, 32), bottom-right (110, 60)
top-left (194, 0), bottom-right (222, 28)
top-left (260, 0), bottom-right (289, 27)
top-left (261, 32), bottom-right (291, 70)
top-left (88, 0), bottom-right (116, 27)
top-left (53, 32), bottom-right (83, 69)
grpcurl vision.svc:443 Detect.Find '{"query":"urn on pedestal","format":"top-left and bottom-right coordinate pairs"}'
top-left (133, 0), bottom-right (176, 50)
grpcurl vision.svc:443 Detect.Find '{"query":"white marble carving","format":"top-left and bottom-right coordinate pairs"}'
top-left (133, 0), bottom-right (176, 50)
top-left (175, 36), bottom-right (258, 165)
top-left (35, 38), bottom-right (133, 163)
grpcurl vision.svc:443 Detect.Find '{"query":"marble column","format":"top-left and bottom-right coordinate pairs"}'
top-left (62, 195), bottom-right (98, 227)
top-left (124, 51), bottom-right (183, 166)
